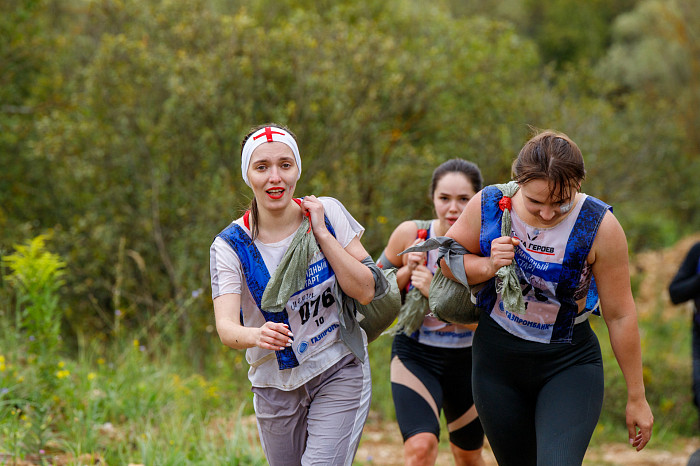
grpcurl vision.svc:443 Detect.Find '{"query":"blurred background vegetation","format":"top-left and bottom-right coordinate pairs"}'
top-left (1, 0), bottom-right (699, 462)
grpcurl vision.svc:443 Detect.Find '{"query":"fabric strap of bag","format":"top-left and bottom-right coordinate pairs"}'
top-left (383, 220), bottom-right (432, 337)
top-left (347, 256), bottom-right (398, 342)
top-left (493, 181), bottom-right (526, 315)
top-left (260, 209), bottom-right (367, 362)
top-left (261, 215), bottom-right (318, 314)
top-left (399, 236), bottom-right (469, 286)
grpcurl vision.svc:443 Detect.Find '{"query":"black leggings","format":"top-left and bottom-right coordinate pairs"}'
top-left (472, 313), bottom-right (604, 466)
top-left (391, 333), bottom-right (484, 451)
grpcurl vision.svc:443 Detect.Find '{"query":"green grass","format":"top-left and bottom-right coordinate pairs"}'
top-left (1, 310), bottom-right (695, 463)
top-left (590, 310), bottom-right (697, 448)
top-left (1, 235), bottom-right (697, 462)
top-left (0, 330), bottom-right (265, 464)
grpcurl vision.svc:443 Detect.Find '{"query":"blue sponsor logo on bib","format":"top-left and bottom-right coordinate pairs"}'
top-left (298, 341), bottom-right (309, 353)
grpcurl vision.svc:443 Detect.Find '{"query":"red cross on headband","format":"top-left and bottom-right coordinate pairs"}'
top-left (253, 127), bottom-right (286, 142)
top-left (241, 126), bottom-right (302, 187)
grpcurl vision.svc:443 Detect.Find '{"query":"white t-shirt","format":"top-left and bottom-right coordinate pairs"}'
top-left (210, 197), bottom-right (364, 390)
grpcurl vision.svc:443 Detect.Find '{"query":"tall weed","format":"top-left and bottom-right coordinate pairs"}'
top-left (0, 235), bottom-right (263, 462)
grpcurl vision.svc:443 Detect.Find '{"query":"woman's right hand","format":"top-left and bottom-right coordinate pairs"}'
top-left (489, 236), bottom-right (520, 275)
top-left (410, 265), bottom-right (433, 297)
top-left (403, 238), bottom-right (427, 272)
top-left (256, 322), bottom-right (294, 351)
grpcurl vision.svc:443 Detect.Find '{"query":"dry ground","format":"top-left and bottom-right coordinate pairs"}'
top-left (356, 419), bottom-right (700, 466)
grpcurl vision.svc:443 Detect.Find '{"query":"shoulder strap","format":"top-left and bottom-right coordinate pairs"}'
top-left (412, 219), bottom-right (432, 238)
top-left (475, 185), bottom-right (508, 313)
top-left (216, 223), bottom-right (300, 370)
top-left (479, 185), bottom-right (506, 256)
top-left (551, 196), bottom-right (611, 341)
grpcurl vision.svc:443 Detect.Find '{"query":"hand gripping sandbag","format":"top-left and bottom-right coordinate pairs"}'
top-left (493, 181), bottom-right (526, 315)
top-left (400, 237), bottom-right (479, 324)
top-left (383, 219), bottom-right (432, 337)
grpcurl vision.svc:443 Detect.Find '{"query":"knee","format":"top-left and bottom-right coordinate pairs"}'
top-left (404, 432), bottom-right (438, 466)
top-left (450, 444), bottom-right (485, 466)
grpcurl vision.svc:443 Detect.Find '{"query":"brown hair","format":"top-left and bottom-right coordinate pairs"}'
top-left (511, 129), bottom-right (585, 201)
top-left (240, 123), bottom-right (298, 241)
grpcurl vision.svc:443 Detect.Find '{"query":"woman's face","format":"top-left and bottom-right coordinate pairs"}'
top-left (433, 172), bottom-right (476, 228)
top-left (247, 142), bottom-right (299, 212)
top-left (518, 178), bottom-right (578, 226)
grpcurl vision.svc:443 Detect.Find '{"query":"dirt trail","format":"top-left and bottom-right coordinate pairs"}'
top-left (356, 419), bottom-right (700, 465)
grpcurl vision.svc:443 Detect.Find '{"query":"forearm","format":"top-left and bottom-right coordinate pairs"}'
top-left (395, 264), bottom-right (414, 289)
top-left (315, 232), bottom-right (374, 304)
top-left (463, 254), bottom-right (497, 285)
top-left (215, 319), bottom-right (258, 350)
top-left (213, 294), bottom-right (258, 350)
top-left (607, 314), bottom-right (647, 401)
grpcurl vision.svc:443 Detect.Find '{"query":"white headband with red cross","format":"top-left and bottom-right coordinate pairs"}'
top-left (241, 126), bottom-right (301, 187)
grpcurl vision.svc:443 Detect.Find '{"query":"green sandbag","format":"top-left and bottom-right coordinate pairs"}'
top-left (428, 267), bottom-right (479, 324)
top-left (383, 287), bottom-right (428, 337)
top-left (355, 266), bottom-right (401, 342)
top-left (262, 215), bottom-right (399, 343)
top-left (493, 181), bottom-right (525, 315)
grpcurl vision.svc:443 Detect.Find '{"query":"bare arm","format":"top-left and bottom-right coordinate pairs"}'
top-left (443, 191), bottom-right (519, 285)
top-left (302, 195), bottom-right (375, 304)
top-left (592, 212), bottom-right (654, 451)
top-left (379, 220), bottom-right (428, 290)
top-left (213, 293), bottom-right (293, 351)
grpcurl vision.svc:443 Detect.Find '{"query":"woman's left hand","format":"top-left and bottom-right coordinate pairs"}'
top-left (300, 195), bottom-right (330, 239)
top-left (626, 397), bottom-right (654, 451)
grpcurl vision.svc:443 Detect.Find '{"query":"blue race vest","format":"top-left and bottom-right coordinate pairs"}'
top-left (217, 213), bottom-right (336, 369)
top-left (476, 185), bottom-right (611, 342)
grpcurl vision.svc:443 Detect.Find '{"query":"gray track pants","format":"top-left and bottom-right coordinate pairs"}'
top-left (253, 353), bottom-right (372, 466)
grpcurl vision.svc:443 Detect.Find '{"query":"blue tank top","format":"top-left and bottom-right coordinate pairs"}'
top-left (476, 185), bottom-right (611, 343)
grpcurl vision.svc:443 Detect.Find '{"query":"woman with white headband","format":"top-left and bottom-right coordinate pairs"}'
top-left (210, 123), bottom-right (377, 465)
top-left (442, 129), bottom-right (654, 465)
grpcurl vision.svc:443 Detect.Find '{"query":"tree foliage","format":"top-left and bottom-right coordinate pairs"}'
top-left (1, 0), bottom-right (698, 344)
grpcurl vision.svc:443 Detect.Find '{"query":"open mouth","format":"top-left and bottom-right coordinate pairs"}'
top-left (266, 188), bottom-right (285, 200)
top-left (446, 217), bottom-right (459, 225)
